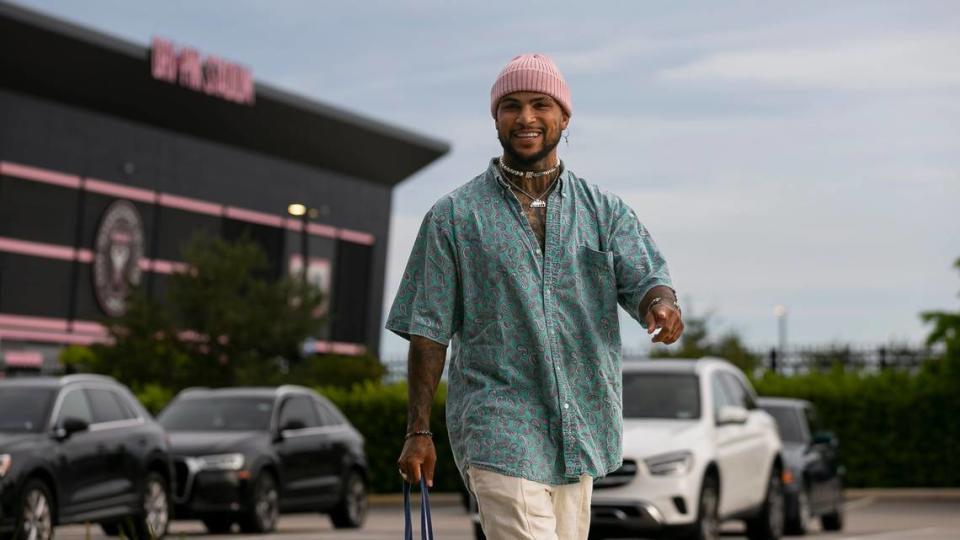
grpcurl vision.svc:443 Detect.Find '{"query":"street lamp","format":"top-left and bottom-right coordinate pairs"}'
top-left (287, 203), bottom-right (319, 284)
top-left (774, 305), bottom-right (788, 368)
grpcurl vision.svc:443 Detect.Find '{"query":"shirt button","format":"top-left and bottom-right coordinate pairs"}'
top-left (563, 403), bottom-right (570, 409)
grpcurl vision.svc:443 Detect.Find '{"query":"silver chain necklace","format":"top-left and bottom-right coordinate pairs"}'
top-left (498, 156), bottom-right (560, 178)
top-left (498, 157), bottom-right (561, 208)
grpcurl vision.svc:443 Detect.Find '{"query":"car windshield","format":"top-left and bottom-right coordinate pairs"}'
top-left (158, 397), bottom-right (274, 431)
top-left (622, 373), bottom-right (701, 419)
top-left (761, 405), bottom-right (806, 443)
top-left (0, 387), bottom-right (55, 432)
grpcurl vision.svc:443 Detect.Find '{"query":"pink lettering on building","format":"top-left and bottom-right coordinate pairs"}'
top-left (150, 37), bottom-right (255, 105)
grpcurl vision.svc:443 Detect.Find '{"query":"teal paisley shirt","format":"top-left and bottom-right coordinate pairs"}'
top-left (387, 159), bottom-right (673, 484)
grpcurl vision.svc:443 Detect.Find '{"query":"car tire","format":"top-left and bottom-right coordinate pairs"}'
top-left (746, 466), bottom-right (785, 540)
top-left (11, 480), bottom-right (55, 540)
top-left (121, 471), bottom-right (170, 540)
top-left (785, 487), bottom-right (812, 536)
top-left (329, 470), bottom-right (368, 529)
top-left (240, 472), bottom-right (279, 533)
top-left (681, 473), bottom-right (720, 540)
top-left (820, 505), bottom-right (844, 531)
top-left (203, 517), bottom-right (234, 534)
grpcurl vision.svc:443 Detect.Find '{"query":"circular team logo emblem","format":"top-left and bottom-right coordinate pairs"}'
top-left (93, 200), bottom-right (145, 317)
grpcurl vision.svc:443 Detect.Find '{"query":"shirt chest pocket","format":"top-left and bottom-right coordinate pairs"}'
top-left (577, 245), bottom-right (616, 285)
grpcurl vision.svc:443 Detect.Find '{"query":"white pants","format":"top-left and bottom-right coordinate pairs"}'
top-left (467, 467), bottom-right (593, 540)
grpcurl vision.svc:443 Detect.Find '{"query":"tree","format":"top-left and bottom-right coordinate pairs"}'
top-left (921, 256), bottom-right (960, 368)
top-left (80, 234), bottom-right (325, 392)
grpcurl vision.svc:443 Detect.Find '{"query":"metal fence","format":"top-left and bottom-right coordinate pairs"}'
top-left (383, 343), bottom-right (944, 383)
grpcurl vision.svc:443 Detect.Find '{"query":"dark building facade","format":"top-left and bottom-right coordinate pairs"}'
top-left (0, 2), bottom-right (449, 372)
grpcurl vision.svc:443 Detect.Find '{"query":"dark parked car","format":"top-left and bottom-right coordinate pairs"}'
top-left (0, 374), bottom-right (173, 540)
top-left (157, 385), bottom-right (368, 534)
top-left (758, 397), bottom-right (844, 535)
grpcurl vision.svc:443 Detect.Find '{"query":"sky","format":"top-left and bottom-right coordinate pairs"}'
top-left (14, 0), bottom-right (960, 358)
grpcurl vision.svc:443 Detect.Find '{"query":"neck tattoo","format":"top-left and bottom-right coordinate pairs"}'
top-left (498, 157), bottom-right (562, 208)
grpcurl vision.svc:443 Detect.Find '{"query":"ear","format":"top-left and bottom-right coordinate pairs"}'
top-left (561, 113), bottom-right (570, 130)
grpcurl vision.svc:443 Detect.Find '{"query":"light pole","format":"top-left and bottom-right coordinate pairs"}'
top-left (774, 305), bottom-right (788, 369)
top-left (287, 203), bottom-right (318, 285)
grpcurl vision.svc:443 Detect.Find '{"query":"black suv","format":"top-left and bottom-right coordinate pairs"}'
top-left (0, 374), bottom-right (173, 540)
top-left (157, 385), bottom-right (368, 534)
top-left (759, 397), bottom-right (845, 535)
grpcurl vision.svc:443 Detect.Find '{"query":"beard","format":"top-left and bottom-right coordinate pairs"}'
top-left (498, 128), bottom-right (562, 168)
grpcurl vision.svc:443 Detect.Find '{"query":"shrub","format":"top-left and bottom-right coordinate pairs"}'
top-left (319, 382), bottom-right (460, 493)
top-left (752, 362), bottom-right (960, 487)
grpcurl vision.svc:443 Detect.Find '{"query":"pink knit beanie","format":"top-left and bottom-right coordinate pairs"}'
top-left (490, 53), bottom-right (572, 118)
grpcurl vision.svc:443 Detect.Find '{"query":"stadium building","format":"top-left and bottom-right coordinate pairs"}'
top-left (0, 2), bottom-right (449, 373)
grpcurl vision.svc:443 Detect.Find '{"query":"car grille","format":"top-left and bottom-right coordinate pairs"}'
top-left (594, 459), bottom-right (638, 489)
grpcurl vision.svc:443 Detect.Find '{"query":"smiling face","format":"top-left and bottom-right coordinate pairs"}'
top-left (495, 91), bottom-right (570, 169)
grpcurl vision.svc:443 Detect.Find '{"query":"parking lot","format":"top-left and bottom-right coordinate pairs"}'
top-left (54, 493), bottom-right (960, 540)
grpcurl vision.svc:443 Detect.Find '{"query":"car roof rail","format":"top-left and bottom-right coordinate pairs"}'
top-left (276, 384), bottom-right (310, 395)
top-left (60, 373), bottom-right (117, 385)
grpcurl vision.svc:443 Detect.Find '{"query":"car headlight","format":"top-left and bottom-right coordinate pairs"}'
top-left (644, 451), bottom-right (694, 476)
top-left (188, 453), bottom-right (245, 472)
top-left (0, 454), bottom-right (11, 478)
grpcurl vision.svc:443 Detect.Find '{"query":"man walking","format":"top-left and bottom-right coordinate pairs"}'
top-left (389, 53), bottom-right (684, 540)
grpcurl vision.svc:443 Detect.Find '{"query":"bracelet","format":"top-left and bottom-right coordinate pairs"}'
top-left (405, 430), bottom-right (434, 440)
top-left (648, 296), bottom-right (681, 316)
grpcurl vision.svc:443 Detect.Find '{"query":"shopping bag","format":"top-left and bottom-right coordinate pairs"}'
top-left (403, 476), bottom-right (434, 540)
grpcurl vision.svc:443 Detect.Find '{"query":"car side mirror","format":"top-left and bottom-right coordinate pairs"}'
top-left (716, 405), bottom-right (749, 425)
top-left (55, 417), bottom-right (89, 439)
top-left (812, 430), bottom-right (838, 447)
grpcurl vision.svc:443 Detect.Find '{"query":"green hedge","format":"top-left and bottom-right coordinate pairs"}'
top-left (319, 382), bottom-right (462, 494)
top-left (751, 360), bottom-right (960, 487)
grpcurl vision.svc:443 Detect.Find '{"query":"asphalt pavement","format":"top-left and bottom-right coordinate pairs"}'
top-left (54, 492), bottom-right (960, 540)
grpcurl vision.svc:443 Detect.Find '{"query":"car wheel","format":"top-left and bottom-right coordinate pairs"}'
top-left (785, 487), bottom-right (812, 536)
top-left (683, 474), bottom-right (720, 540)
top-left (13, 480), bottom-right (55, 540)
top-left (746, 466), bottom-right (785, 540)
top-left (820, 503), bottom-right (844, 531)
top-left (203, 517), bottom-right (234, 534)
top-left (240, 472), bottom-right (279, 533)
top-left (329, 470), bottom-right (368, 529)
top-left (122, 472), bottom-right (170, 540)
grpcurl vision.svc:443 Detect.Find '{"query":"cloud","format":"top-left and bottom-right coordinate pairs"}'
top-left (657, 35), bottom-right (960, 91)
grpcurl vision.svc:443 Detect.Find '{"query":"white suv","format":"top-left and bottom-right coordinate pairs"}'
top-left (590, 358), bottom-right (784, 540)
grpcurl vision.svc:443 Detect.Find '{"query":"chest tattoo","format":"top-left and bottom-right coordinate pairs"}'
top-left (514, 191), bottom-right (548, 251)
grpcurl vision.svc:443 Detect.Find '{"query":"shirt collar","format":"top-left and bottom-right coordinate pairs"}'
top-left (488, 157), bottom-right (567, 197)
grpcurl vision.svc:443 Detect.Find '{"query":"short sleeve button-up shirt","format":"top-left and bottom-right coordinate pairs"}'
top-left (386, 159), bottom-right (673, 484)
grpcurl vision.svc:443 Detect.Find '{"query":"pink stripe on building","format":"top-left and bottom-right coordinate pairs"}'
top-left (158, 193), bottom-right (223, 217)
top-left (84, 178), bottom-right (156, 203)
top-left (3, 351), bottom-right (44, 368)
top-left (71, 320), bottom-right (108, 336)
top-left (145, 258), bottom-right (190, 274)
top-left (0, 236), bottom-right (77, 261)
top-left (338, 229), bottom-right (375, 245)
top-left (307, 223), bottom-right (338, 238)
top-left (76, 249), bottom-right (94, 263)
top-left (0, 313), bottom-right (69, 332)
top-left (225, 207), bottom-right (285, 228)
top-left (0, 161), bottom-right (82, 189)
top-left (0, 328), bottom-right (107, 346)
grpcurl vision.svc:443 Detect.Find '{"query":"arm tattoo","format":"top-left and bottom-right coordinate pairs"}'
top-left (407, 335), bottom-right (448, 432)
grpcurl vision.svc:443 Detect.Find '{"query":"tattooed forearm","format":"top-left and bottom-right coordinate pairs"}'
top-left (407, 335), bottom-right (448, 432)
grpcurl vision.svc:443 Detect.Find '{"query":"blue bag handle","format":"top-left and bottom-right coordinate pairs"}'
top-left (403, 477), bottom-right (434, 540)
